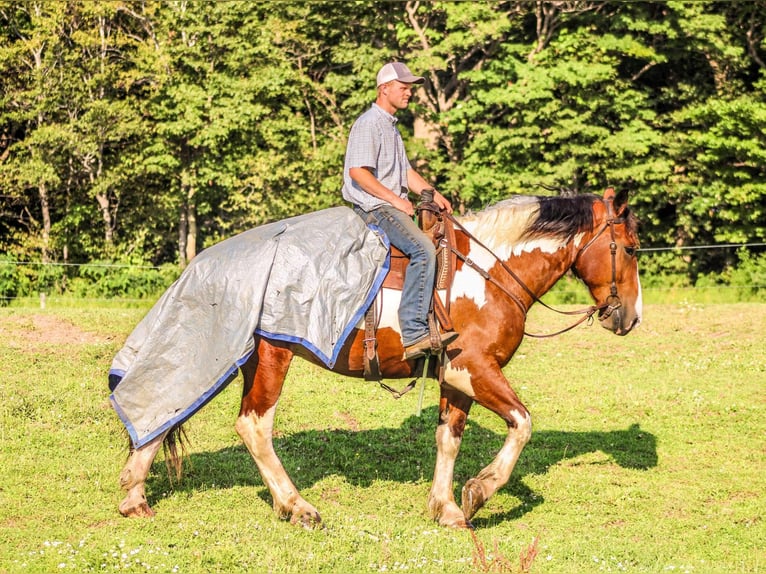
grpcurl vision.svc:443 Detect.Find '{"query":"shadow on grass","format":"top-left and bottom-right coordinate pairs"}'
top-left (147, 406), bottom-right (656, 523)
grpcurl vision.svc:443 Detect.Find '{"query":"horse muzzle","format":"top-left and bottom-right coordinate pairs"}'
top-left (598, 300), bottom-right (640, 336)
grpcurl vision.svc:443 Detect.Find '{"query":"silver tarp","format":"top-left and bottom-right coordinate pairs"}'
top-left (109, 207), bottom-right (389, 447)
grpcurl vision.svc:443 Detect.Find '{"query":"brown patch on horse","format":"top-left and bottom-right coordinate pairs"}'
top-left (438, 388), bottom-right (472, 437)
top-left (240, 338), bottom-right (293, 418)
top-left (453, 231), bottom-right (471, 273)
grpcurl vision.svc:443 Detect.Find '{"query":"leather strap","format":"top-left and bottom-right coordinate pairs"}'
top-left (432, 291), bottom-right (453, 332)
top-left (363, 297), bottom-right (381, 381)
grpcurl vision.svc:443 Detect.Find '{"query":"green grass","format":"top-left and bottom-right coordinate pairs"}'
top-left (0, 302), bottom-right (764, 573)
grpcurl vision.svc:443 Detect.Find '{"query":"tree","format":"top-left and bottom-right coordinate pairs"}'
top-left (0, 0), bottom-right (71, 262)
top-left (1, 0), bottom-right (764, 284)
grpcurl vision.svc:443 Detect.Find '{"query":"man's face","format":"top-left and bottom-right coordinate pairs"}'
top-left (382, 80), bottom-right (414, 111)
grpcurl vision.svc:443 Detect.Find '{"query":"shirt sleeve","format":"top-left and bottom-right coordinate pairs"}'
top-left (345, 115), bottom-right (380, 173)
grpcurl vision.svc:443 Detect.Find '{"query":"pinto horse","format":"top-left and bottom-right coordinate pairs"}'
top-left (117, 187), bottom-right (642, 528)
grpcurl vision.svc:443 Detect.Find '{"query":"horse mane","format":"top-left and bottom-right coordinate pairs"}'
top-left (461, 193), bottom-right (638, 245)
top-left (524, 194), bottom-right (597, 241)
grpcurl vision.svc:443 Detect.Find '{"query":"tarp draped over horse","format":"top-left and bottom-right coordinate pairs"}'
top-left (109, 207), bottom-right (389, 448)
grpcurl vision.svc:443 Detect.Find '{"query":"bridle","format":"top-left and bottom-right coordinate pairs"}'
top-left (571, 197), bottom-right (625, 322)
top-left (441, 196), bottom-right (629, 338)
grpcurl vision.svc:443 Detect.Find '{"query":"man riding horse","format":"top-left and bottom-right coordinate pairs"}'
top-left (342, 62), bottom-right (458, 360)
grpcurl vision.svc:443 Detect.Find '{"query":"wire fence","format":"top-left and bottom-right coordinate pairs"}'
top-left (637, 242), bottom-right (766, 253)
top-left (7, 260), bottom-right (164, 270)
top-left (3, 241), bottom-right (764, 269)
top-left (1, 242), bottom-right (764, 306)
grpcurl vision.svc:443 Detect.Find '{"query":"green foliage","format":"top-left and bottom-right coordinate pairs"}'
top-left (1, 0), bottom-right (765, 287)
top-left (696, 248), bottom-right (766, 301)
top-left (635, 251), bottom-right (693, 289)
top-left (0, 259), bottom-right (178, 301)
top-left (66, 261), bottom-right (179, 299)
top-left (0, 254), bottom-right (30, 305)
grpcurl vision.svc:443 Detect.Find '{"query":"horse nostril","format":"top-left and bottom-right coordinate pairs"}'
top-left (614, 309), bottom-right (635, 336)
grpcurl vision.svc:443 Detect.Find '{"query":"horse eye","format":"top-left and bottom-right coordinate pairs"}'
top-left (624, 247), bottom-right (636, 257)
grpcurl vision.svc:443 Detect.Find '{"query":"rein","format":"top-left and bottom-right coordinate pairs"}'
top-left (442, 200), bottom-right (624, 339)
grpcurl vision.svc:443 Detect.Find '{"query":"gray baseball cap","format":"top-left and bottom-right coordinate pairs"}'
top-left (376, 62), bottom-right (424, 87)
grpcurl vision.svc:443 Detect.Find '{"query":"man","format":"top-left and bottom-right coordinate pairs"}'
top-left (342, 61), bottom-right (458, 360)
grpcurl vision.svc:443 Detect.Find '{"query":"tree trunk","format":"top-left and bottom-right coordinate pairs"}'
top-left (96, 194), bottom-right (114, 245)
top-left (38, 181), bottom-right (51, 263)
top-left (185, 201), bottom-right (197, 263)
top-left (178, 203), bottom-right (188, 268)
top-left (178, 180), bottom-right (198, 266)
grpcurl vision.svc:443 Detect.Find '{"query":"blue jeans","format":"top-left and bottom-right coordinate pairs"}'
top-left (354, 205), bottom-right (435, 346)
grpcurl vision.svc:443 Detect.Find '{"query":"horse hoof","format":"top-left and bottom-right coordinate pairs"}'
top-left (461, 479), bottom-right (486, 520)
top-left (119, 501), bottom-right (155, 518)
top-left (290, 509), bottom-right (323, 530)
top-left (435, 502), bottom-right (471, 529)
top-left (439, 516), bottom-right (473, 529)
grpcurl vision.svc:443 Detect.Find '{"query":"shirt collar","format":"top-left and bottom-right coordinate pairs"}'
top-left (371, 103), bottom-right (398, 125)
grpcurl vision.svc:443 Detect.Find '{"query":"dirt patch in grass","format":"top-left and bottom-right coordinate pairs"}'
top-left (336, 411), bottom-right (361, 431)
top-left (0, 313), bottom-right (107, 347)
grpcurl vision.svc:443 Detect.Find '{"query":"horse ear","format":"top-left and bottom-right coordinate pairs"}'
top-left (603, 187), bottom-right (629, 217)
top-left (613, 188), bottom-right (629, 216)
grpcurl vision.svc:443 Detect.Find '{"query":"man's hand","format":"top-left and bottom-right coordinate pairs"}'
top-left (392, 195), bottom-right (415, 217)
top-left (432, 190), bottom-right (453, 214)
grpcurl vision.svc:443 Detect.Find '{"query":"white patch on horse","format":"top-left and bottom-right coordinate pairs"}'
top-left (443, 363), bottom-right (475, 398)
top-left (487, 409), bottom-right (532, 488)
top-left (354, 288), bottom-right (403, 334)
top-left (451, 202), bottom-right (569, 309)
top-left (509, 409), bottom-right (532, 439)
top-left (431, 423), bottom-right (462, 509)
top-left (355, 288), bottom-right (452, 338)
top-left (634, 274), bottom-right (644, 327)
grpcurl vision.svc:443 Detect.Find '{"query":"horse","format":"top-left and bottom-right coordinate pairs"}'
top-left (117, 187), bottom-right (642, 528)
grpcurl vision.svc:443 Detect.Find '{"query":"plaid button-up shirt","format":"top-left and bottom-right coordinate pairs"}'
top-left (342, 103), bottom-right (412, 212)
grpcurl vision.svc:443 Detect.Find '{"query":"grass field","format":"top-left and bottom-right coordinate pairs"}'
top-left (0, 301), bottom-right (764, 573)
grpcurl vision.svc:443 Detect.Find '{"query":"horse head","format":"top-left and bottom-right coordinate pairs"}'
top-left (573, 188), bottom-right (642, 335)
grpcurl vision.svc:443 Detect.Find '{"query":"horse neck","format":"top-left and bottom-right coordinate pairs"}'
top-left (456, 210), bottom-right (581, 310)
top-left (501, 239), bottom-right (579, 305)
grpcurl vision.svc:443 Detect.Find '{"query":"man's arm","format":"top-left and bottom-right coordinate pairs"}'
top-left (349, 166), bottom-right (414, 216)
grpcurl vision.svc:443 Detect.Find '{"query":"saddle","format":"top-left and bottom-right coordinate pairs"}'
top-left (363, 193), bottom-right (458, 381)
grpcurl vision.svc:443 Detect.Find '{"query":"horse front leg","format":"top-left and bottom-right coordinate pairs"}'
top-left (428, 387), bottom-right (474, 528)
top-left (235, 339), bottom-right (322, 529)
top-left (118, 432), bottom-right (166, 517)
top-left (461, 367), bottom-right (532, 521)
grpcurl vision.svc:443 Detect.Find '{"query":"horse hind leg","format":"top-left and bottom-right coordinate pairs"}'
top-left (118, 431), bottom-right (167, 518)
top-left (236, 339), bottom-right (322, 529)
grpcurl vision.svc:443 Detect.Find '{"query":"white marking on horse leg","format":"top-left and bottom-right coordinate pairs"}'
top-left (462, 409), bottom-right (532, 520)
top-left (236, 406), bottom-right (321, 527)
top-left (443, 364), bottom-right (476, 398)
top-left (428, 424), bottom-right (466, 527)
top-left (634, 274), bottom-right (643, 327)
top-left (119, 434), bottom-right (165, 517)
